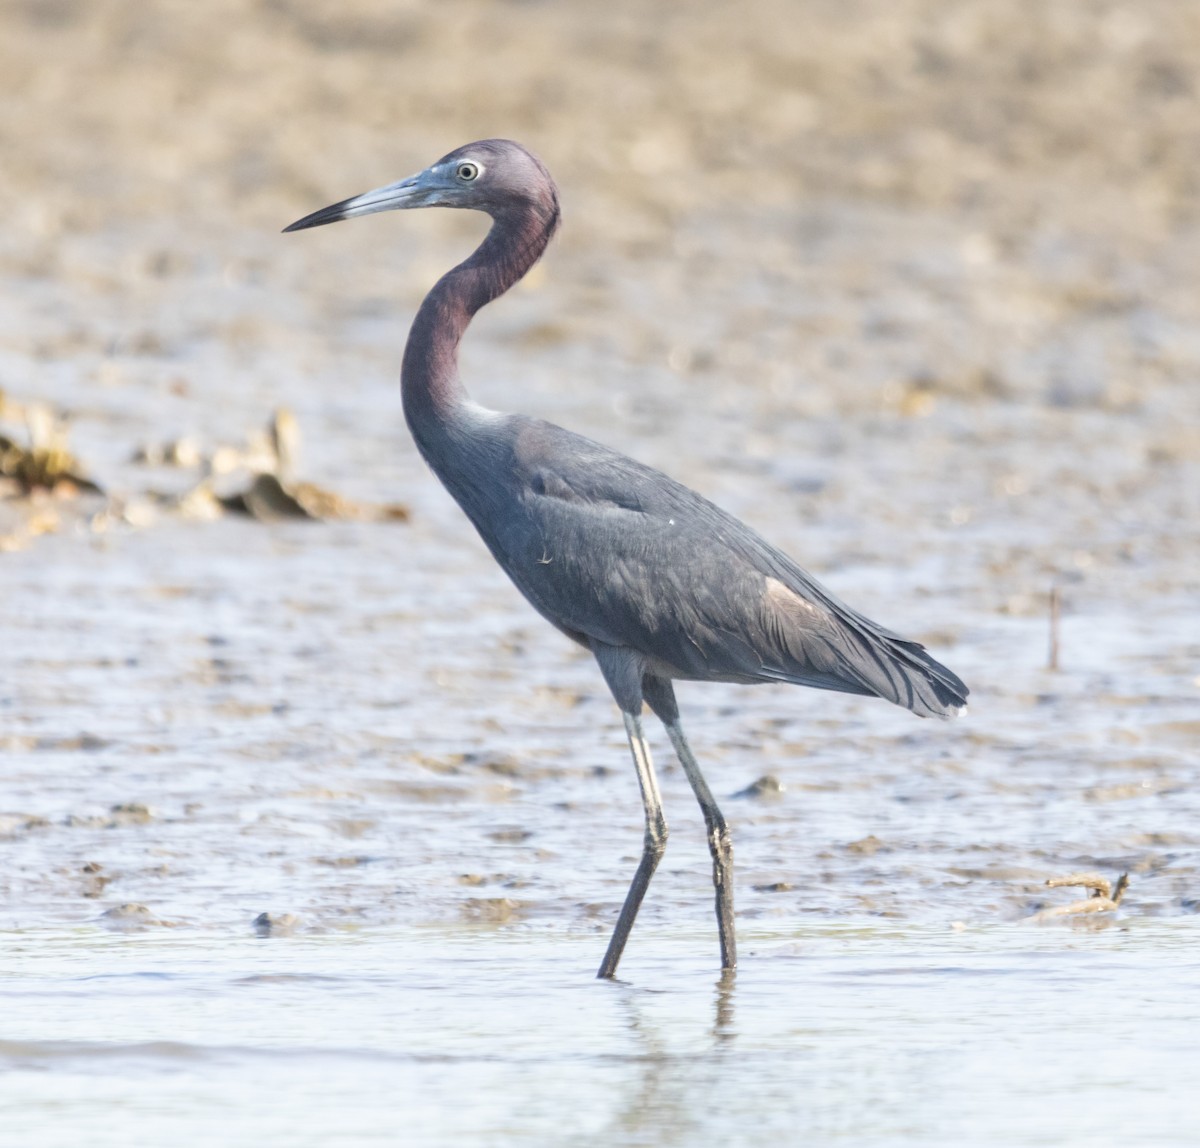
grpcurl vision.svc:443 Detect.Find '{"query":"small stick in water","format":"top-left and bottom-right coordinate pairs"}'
top-left (1048, 582), bottom-right (1061, 671)
top-left (1030, 871), bottom-right (1129, 921)
top-left (1046, 872), bottom-right (1115, 897)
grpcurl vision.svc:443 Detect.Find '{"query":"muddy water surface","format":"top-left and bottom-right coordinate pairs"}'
top-left (2, 216), bottom-right (1198, 1139)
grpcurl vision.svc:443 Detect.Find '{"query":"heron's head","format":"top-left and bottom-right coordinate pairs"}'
top-left (284, 139), bottom-right (558, 233)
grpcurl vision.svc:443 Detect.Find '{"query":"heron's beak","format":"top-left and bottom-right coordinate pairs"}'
top-left (283, 169), bottom-right (439, 233)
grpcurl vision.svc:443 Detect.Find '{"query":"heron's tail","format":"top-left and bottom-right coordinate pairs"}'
top-left (852, 631), bottom-right (969, 719)
top-left (756, 569), bottom-right (970, 719)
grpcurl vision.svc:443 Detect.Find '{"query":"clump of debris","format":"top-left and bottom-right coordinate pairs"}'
top-left (134, 407), bottom-right (410, 524)
top-left (1029, 871), bottom-right (1129, 923)
top-left (0, 388), bottom-right (410, 550)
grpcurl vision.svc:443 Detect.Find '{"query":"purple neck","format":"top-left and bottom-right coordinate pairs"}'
top-left (402, 202), bottom-right (559, 441)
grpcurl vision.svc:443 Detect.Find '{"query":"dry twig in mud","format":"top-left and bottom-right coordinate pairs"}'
top-left (1029, 871), bottom-right (1129, 922)
top-left (1047, 583), bottom-right (1062, 671)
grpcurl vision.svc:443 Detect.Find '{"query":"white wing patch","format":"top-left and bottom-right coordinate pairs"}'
top-left (764, 576), bottom-right (827, 620)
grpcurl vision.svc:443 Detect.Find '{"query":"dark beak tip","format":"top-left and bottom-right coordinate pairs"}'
top-left (282, 202), bottom-right (351, 234)
top-left (282, 217), bottom-right (325, 235)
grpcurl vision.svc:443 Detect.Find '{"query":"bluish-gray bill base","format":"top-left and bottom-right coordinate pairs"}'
top-left (285, 140), bottom-right (969, 979)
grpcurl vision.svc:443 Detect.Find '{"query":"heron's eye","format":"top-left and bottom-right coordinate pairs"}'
top-left (456, 161), bottom-right (480, 182)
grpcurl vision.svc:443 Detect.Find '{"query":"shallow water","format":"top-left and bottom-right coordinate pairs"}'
top-left (2, 923), bottom-right (1199, 1146)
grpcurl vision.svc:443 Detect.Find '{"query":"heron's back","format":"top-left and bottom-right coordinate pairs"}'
top-left (436, 412), bottom-right (969, 719)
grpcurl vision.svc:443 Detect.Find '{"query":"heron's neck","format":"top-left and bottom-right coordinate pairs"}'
top-left (402, 203), bottom-right (558, 441)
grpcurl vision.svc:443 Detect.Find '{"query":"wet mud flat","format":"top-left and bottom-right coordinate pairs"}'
top-left (3, 1), bottom-right (1200, 1144)
top-left (2, 233), bottom-right (1197, 1144)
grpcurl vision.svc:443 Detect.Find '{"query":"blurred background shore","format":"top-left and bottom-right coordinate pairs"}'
top-left (2, 0), bottom-right (1198, 559)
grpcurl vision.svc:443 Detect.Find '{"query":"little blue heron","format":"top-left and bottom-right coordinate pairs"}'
top-left (285, 140), bottom-right (969, 978)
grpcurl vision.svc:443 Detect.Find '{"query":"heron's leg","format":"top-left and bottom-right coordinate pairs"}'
top-left (592, 643), bottom-right (668, 980)
top-left (643, 676), bottom-right (737, 971)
